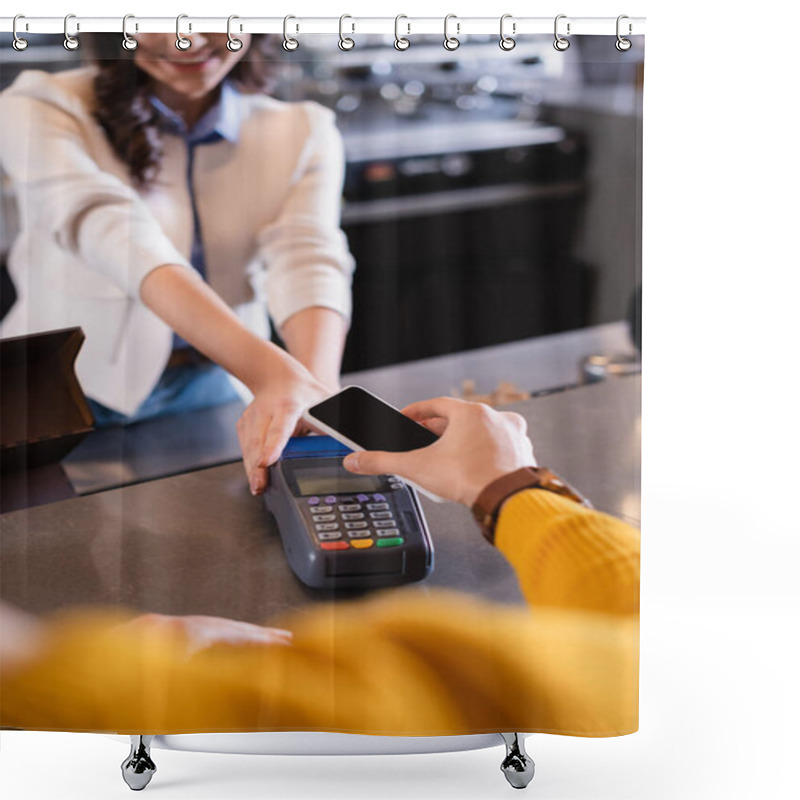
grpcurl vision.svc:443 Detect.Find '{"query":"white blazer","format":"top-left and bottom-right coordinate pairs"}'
top-left (0, 68), bottom-right (355, 415)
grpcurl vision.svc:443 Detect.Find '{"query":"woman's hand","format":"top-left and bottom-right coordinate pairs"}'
top-left (343, 396), bottom-right (535, 507)
top-left (140, 267), bottom-right (341, 493)
top-left (237, 361), bottom-right (330, 495)
top-left (280, 307), bottom-right (347, 394)
top-left (115, 614), bottom-right (293, 660)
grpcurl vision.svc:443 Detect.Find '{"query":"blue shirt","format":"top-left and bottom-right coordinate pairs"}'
top-left (150, 82), bottom-right (242, 349)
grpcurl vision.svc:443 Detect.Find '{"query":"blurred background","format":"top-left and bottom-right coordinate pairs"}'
top-left (0, 32), bottom-right (643, 372)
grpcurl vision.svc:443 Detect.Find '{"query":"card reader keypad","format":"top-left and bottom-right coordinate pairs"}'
top-left (304, 494), bottom-right (405, 549)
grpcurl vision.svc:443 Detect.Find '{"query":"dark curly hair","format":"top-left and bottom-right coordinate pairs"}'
top-left (83, 34), bottom-right (278, 188)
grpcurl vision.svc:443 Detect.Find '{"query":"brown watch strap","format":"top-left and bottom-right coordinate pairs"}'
top-left (471, 466), bottom-right (589, 544)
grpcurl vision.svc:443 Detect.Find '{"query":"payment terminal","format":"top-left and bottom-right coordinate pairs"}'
top-left (264, 436), bottom-right (434, 589)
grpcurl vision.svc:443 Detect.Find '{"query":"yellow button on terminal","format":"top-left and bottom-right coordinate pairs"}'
top-left (350, 539), bottom-right (374, 549)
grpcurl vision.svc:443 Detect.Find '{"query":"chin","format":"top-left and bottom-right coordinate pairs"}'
top-left (177, 78), bottom-right (220, 96)
top-left (167, 71), bottom-right (226, 96)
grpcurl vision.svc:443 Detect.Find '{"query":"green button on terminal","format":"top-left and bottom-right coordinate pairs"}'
top-left (376, 537), bottom-right (404, 548)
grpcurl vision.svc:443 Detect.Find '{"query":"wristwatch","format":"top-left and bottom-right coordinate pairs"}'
top-left (471, 466), bottom-right (590, 544)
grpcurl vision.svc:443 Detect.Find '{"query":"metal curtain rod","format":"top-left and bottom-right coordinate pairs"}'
top-left (0, 15), bottom-right (645, 37)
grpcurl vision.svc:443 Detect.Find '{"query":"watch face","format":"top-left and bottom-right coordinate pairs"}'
top-left (538, 469), bottom-right (589, 508)
top-left (471, 467), bottom-right (540, 543)
top-left (473, 467), bottom-right (589, 543)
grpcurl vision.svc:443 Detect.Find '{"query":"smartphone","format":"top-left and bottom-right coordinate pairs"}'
top-left (303, 386), bottom-right (442, 501)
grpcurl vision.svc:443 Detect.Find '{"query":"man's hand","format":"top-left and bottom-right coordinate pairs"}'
top-left (343, 396), bottom-right (535, 507)
top-left (116, 614), bottom-right (293, 659)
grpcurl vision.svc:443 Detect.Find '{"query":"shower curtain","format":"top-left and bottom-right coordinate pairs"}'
top-left (0, 23), bottom-right (642, 741)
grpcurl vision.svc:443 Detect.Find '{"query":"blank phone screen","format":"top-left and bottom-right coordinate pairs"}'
top-left (309, 387), bottom-right (439, 452)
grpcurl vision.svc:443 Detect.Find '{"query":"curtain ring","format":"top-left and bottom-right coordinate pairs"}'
top-left (394, 14), bottom-right (410, 50)
top-left (175, 14), bottom-right (191, 51)
top-left (283, 15), bottom-right (299, 51)
top-left (122, 14), bottom-right (138, 51)
top-left (338, 14), bottom-right (355, 51)
top-left (616, 14), bottom-right (632, 51)
top-left (227, 15), bottom-right (243, 51)
top-left (63, 13), bottom-right (79, 51)
top-left (499, 14), bottom-right (515, 51)
top-left (12, 15), bottom-right (28, 51)
top-left (443, 14), bottom-right (460, 51)
top-left (554, 14), bottom-right (570, 51)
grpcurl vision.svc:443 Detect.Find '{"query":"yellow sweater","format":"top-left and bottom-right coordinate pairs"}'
top-left (0, 490), bottom-right (639, 737)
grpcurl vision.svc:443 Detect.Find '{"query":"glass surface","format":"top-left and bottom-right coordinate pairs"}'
top-left (309, 388), bottom-right (439, 452)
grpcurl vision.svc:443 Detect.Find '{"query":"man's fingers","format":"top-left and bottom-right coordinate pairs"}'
top-left (214, 621), bottom-right (293, 647)
top-left (418, 417), bottom-right (448, 436)
top-left (502, 411), bottom-right (528, 436)
top-left (401, 396), bottom-right (464, 422)
top-left (343, 450), bottom-right (411, 476)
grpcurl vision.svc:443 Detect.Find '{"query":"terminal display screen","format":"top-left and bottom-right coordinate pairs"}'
top-left (294, 467), bottom-right (383, 497)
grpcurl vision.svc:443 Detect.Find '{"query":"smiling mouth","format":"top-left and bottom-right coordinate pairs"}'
top-left (164, 49), bottom-right (222, 67)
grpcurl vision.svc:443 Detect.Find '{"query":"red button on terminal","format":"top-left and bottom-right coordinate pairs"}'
top-left (320, 541), bottom-right (349, 551)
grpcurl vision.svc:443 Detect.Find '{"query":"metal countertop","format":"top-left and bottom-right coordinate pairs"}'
top-left (0, 374), bottom-right (640, 623)
top-left (58, 321), bottom-right (633, 499)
